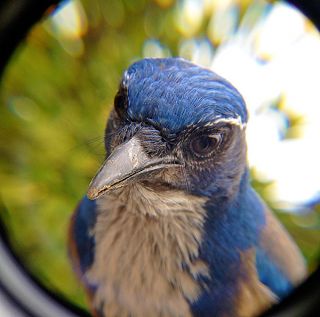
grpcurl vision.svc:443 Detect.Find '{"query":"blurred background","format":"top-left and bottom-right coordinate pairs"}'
top-left (0, 0), bottom-right (319, 311)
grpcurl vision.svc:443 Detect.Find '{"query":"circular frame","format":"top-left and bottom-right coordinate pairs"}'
top-left (0, 0), bottom-right (319, 316)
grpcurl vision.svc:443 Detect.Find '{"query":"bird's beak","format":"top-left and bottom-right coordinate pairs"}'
top-left (87, 136), bottom-right (181, 200)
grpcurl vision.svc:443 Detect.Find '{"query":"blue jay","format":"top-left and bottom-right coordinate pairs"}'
top-left (69, 58), bottom-right (306, 317)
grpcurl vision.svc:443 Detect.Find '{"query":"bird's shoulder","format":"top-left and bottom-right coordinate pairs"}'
top-left (234, 248), bottom-right (278, 317)
top-left (68, 196), bottom-right (98, 282)
top-left (256, 207), bottom-right (306, 299)
top-left (229, 190), bottom-right (306, 316)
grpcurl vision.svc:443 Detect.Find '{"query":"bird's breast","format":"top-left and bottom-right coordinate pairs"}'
top-left (87, 184), bottom-right (209, 317)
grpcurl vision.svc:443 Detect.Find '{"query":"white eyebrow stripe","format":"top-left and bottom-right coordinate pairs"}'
top-left (203, 116), bottom-right (246, 130)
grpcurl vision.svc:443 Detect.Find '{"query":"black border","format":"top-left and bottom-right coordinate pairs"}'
top-left (0, 0), bottom-right (319, 316)
top-left (0, 0), bottom-right (60, 77)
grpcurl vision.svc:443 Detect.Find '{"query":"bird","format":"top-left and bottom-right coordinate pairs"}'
top-left (68, 57), bottom-right (306, 317)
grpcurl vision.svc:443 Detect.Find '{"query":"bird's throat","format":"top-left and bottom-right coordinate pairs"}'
top-left (87, 184), bottom-right (209, 317)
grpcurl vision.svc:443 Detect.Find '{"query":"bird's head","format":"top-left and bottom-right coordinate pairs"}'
top-left (87, 58), bottom-right (248, 202)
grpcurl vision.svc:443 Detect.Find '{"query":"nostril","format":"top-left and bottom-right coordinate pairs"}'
top-left (136, 126), bottom-right (169, 158)
top-left (109, 123), bottom-right (142, 151)
top-left (122, 123), bottom-right (142, 143)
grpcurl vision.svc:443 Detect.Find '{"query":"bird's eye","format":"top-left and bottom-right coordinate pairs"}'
top-left (114, 87), bottom-right (128, 119)
top-left (190, 134), bottom-right (222, 157)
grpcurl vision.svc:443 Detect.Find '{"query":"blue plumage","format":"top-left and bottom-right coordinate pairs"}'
top-left (256, 248), bottom-right (293, 298)
top-left (69, 58), bottom-right (306, 317)
top-left (69, 196), bottom-right (98, 295)
top-left (70, 196), bottom-right (97, 273)
top-left (190, 180), bottom-right (265, 316)
top-left (125, 58), bottom-right (247, 134)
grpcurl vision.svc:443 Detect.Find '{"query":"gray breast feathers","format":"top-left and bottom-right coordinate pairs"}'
top-left (87, 184), bottom-right (209, 317)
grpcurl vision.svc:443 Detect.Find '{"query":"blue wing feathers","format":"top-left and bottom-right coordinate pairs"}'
top-left (70, 196), bottom-right (97, 274)
top-left (256, 247), bottom-right (293, 299)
